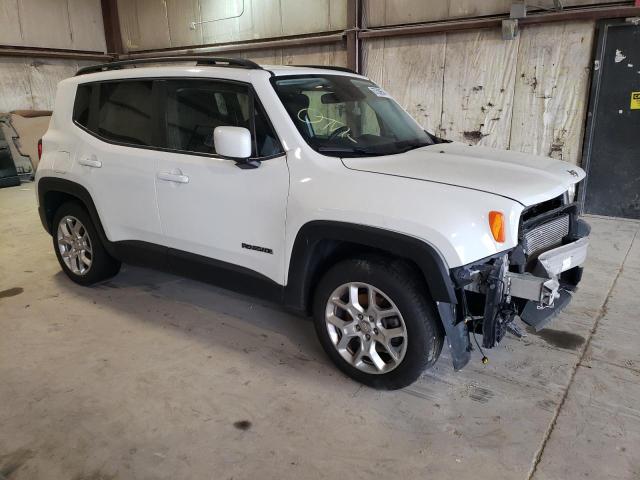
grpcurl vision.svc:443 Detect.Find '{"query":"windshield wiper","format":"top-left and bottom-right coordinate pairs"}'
top-left (317, 146), bottom-right (386, 156)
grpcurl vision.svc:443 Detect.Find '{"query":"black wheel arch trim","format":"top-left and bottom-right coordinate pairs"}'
top-left (284, 221), bottom-right (457, 312)
top-left (37, 177), bottom-right (116, 257)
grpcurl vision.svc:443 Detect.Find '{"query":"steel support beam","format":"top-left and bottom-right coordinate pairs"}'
top-left (359, 4), bottom-right (640, 39)
top-left (0, 46), bottom-right (112, 61)
top-left (101, 0), bottom-right (123, 54)
top-left (346, 0), bottom-right (362, 73)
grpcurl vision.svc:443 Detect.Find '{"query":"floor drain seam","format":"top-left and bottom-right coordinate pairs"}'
top-left (526, 229), bottom-right (637, 480)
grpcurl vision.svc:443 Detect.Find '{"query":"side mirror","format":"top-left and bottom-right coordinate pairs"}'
top-left (213, 126), bottom-right (259, 169)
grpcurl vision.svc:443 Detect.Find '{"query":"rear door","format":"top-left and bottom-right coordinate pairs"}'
top-left (73, 80), bottom-right (163, 243)
top-left (153, 78), bottom-right (289, 284)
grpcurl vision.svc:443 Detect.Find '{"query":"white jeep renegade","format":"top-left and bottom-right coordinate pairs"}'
top-left (36, 57), bottom-right (590, 389)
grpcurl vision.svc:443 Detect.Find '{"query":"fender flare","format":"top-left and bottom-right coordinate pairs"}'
top-left (37, 177), bottom-right (115, 256)
top-left (284, 221), bottom-right (457, 311)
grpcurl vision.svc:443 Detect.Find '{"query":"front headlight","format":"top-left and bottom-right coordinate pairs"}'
top-left (567, 183), bottom-right (577, 203)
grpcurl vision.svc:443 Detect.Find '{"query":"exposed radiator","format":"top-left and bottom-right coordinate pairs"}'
top-left (522, 214), bottom-right (570, 256)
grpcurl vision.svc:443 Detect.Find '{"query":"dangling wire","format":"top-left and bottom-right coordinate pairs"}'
top-left (471, 320), bottom-right (489, 365)
top-left (460, 289), bottom-right (489, 365)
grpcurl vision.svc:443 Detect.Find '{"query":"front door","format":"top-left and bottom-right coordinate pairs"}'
top-left (154, 79), bottom-right (289, 284)
top-left (582, 20), bottom-right (640, 219)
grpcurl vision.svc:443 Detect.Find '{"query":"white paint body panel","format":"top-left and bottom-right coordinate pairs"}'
top-left (36, 64), bottom-right (583, 285)
top-left (155, 150), bottom-right (289, 282)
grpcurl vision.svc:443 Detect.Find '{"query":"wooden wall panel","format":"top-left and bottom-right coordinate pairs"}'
top-left (361, 37), bottom-right (385, 84)
top-left (387, 0), bottom-right (449, 26)
top-left (281, 0), bottom-right (330, 36)
top-left (448, 0), bottom-right (510, 18)
top-left (18, 0), bottom-right (72, 49)
top-left (237, 48), bottom-right (283, 65)
top-left (117, 0), bottom-right (141, 51)
top-left (510, 21), bottom-right (595, 165)
top-left (135, 0), bottom-right (171, 49)
top-left (329, 0), bottom-right (347, 30)
top-left (166, 0), bottom-right (203, 47)
top-left (362, 0), bottom-right (384, 27)
top-left (362, 36), bottom-right (445, 133)
top-left (67, 0), bottom-right (107, 51)
top-left (0, 0), bottom-right (23, 45)
top-left (200, 0), bottom-right (252, 44)
top-left (120, 0), bottom-right (347, 51)
top-left (282, 44), bottom-right (348, 67)
top-left (441, 28), bottom-right (519, 147)
top-left (235, 44), bottom-right (347, 67)
top-left (249, 0), bottom-right (283, 39)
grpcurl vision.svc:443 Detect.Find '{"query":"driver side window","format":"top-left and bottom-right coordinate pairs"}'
top-left (163, 79), bottom-right (282, 158)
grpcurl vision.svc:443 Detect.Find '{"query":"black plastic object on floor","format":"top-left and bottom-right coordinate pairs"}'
top-left (0, 128), bottom-right (20, 188)
top-left (520, 290), bottom-right (572, 332)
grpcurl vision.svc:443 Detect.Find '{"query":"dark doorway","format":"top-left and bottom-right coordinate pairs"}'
top-left (581, 20), bottom-right (640, 219)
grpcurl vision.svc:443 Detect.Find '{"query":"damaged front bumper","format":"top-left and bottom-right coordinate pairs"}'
top-left (439, 203), bottom-right (590, 371)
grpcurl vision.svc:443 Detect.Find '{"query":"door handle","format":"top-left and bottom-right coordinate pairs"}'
top-left (78, 155), bottom-right (102, 168)
top-left (157, 170), bottom-right (189, 184)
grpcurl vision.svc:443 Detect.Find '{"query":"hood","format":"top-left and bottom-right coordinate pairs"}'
top-left (341, 142), bottom-right (585, 206)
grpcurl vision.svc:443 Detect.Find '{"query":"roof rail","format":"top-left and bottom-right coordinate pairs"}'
top-left (76, 56), bottom-right (262, 76)
top-left (290, 65), bottom-right (357, 74)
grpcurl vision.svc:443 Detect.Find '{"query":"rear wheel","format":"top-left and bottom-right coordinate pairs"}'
top-left (313, 256), bottom-right (443, 390)
top-left (53, 202), bottom-right (121, 285)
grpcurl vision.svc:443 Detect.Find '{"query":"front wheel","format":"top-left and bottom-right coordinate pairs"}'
top-left (312, 256), bottom-right (443, 390)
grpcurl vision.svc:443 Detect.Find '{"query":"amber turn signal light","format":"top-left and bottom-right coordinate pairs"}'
top-left (488, 211), bottom-right (505, 243)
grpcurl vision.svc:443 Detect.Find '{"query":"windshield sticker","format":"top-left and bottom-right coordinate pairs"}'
top-left (297, 108), bottom-right (357, 143)
top-left (368, 86), bottom-right (390, 98)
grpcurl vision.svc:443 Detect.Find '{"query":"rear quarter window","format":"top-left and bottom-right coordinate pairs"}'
top-left (72, 84), bottom-right (92, 128)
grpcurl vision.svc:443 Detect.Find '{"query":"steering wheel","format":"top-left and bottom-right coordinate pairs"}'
top-left (327, 125), bottom-right (350, 141)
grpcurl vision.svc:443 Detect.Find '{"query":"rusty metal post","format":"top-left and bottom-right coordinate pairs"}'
top-left (346, 0), bottom-right (361, 73)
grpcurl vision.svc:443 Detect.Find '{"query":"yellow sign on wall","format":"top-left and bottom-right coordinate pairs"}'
top-left (632, 92), bottom-right (640, 110)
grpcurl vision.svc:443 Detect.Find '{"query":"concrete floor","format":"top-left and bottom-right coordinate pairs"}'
top-left (1, 183), bottom-right (639, 480)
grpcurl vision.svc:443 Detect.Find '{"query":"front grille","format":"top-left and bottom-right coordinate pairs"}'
top-left (522, 214), bottom-right (569, 256)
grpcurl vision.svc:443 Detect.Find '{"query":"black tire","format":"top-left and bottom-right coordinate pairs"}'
top-left (52, 202), bottom-right (121, 286)
top-left (312, 255), bottom-right (444, 390)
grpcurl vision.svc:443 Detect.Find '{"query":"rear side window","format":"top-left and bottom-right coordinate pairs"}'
top-left (73, 84), bottom-right (92, 128)
top-left (97, 81), bottom-right (154, 146)
top-left (164, 79), bottom-right (281, 157)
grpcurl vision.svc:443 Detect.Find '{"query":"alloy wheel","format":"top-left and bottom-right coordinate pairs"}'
top-left (324, 282), bottom-right (408, 374)
top-left (57, 215), bottom-right (93, 275)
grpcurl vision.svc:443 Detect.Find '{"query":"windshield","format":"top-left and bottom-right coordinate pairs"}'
top-left (272, 75), bottom-right (434, 157)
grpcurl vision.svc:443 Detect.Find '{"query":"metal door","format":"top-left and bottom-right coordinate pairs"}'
top-left (581, 19), bottom-right (640, 219)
